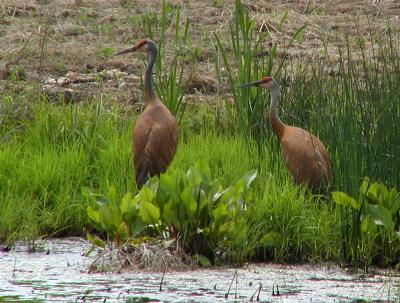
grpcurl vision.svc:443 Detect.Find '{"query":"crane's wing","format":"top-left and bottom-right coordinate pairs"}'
top-left (280, 127), bottom-right (331, 191)
top-left (133, 114), bottom-right (178, 189)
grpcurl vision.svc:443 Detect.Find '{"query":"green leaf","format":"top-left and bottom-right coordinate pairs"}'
top-left (120, 192), bottom-right (137, 216)
top-left (359, 177), bottom-right (371, 197)
top-left (106, 185), bottom-right (117, 203)
top-left (332, 191), bottom-right (359, 209)
top-left (388, 188), bottom-right (400, 215)
top-left (138, 186), bottom-right (155, 203)
top-left (242, 170), bottom-right (257, 189)
top-left (99, 204), bottom-right (118, 234)
top-left (139, 201), bottom-right (160, 224)
top-left (181, 185), bottom-right (197, 216)
top-left (163, 200), bottom-right (180, 228)
top-left (130, 218), bottom-right (146, 236)
top-left (86, 233), bottom-right (106, 248)
top-left (361, 214), bottom-right (373, 233)
top-left (87, 206), bottom-right (100, 224)
top-left (193, 254), bottom-right (212, 267)
top-left (117, 221), bottom-right (129, 240)
top-left (212, 203), bottom-right (229, 229)
top-left (368, 204), bottom-right (394, 230)
top-left (187, 166), bottom-right (202, 185)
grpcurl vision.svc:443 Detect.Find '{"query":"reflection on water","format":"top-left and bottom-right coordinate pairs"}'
top-left (0, 238), bottom-right (398, 302)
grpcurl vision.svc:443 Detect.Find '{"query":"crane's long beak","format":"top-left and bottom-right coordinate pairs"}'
top-left (114, 45), bottom-right (139, 56)
top-left (240, 80), bottom-right (263, 88)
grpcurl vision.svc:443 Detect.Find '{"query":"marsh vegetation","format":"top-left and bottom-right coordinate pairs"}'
top-left (0, 0), bottom-right (399, 270)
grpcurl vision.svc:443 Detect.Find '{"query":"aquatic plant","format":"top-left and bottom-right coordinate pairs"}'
top-left (84, 186), bottom-right (151, 248)
top-left (134, 161), bottom-right (257, 265)
top-left (333, 177), bottom-right (400, 266)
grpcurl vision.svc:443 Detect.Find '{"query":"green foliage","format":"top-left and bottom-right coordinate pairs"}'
top-left (136, 161), bottom-right (257, 264)
top-left (83, 186), bottom-right (146, 248)
top-left (332, 177), bottom-right (400, 266)
top-left (249, 181), bottom-right (335, 263)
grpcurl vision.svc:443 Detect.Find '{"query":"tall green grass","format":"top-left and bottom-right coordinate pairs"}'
top-left (0, 92), bottom-right (398, 267)
top-left (214, 0), bottom-right (399, 195)
top-left (0, 95), bottom-right (277, 243)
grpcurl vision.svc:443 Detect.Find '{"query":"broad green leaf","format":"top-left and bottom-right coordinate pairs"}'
top-left (117, 221), bottom-right (129, 240)
top-left (181, 185), bottom-right (197, 216)
top-left (159, 173), bottom-right (177, 204)
top-left (366, 182), bottom-right (380, 204)
top-left (193, 254), bottom-right (212, 267)
top-left (99, 204), bottom-right (118, 234)
top-left (242, 170), bottom-right (257, 189)
top-left (361, 214), bottom-right (374, 233)
top-left (163, 200), bottom-right (180, 228)
top-left (368, 204), bottom-right (394, 230)
top-left (332, 191), bottom-right (359, 209)
top-left (194, 160), bottom-right (211, 183)
top-left (120, 192), bottom-right (134, 215)
top-left (389, 188), bottom-right (400, 215)
top-left (187, 166), bottom-right (202, 185)
top-left (139, 201), bottom-right (160, 224)
top-left (359, 177), bottom-right (371, 197)
top-left (259, 232), bottom-right (280, 247)
top-left (87, 206), bottom-right (100, 224)
top-left (106, 185), bottom-right (117, 203)
top-left (127, 236), bottom-right (154, 246)
top-left (212, 203), bottom-right (228, 228)
top-left (139, 186), bottom-right (155, 203)
top-left (130, 218), bottom-right (146, 236)
top-left (86, 233), bottom-right (105, 248)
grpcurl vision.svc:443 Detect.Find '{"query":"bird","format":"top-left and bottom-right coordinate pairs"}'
top-left (115, 38), bottom-right (179, 189)
top-left (240, 76), bottom-right (331, 193)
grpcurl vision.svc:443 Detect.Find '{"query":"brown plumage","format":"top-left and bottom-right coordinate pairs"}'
top-left (241, 76), bottom-right (331, 193)
top-left (115, 38), bottom-right (179, 189)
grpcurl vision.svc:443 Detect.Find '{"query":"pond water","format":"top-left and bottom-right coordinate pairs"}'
top-left (0, 238), bottom-right (398, 303)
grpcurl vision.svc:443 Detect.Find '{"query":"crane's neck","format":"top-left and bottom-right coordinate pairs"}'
top-left (144, 46), bottom-right (158, 104)
top-left (268, 84), bottom-right (285, 140)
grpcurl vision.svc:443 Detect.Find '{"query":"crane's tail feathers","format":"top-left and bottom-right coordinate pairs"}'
top-left (136, 170), bottom-right (149, 190)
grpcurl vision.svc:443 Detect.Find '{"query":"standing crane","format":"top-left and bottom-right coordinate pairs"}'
top-left (115, 38), bottom-right (179, 189)
top-left (241, 76), bottom-right (331, 193)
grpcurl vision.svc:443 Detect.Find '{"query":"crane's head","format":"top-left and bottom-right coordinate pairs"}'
top-left (240, 76), bottom-right (277, 90)
top-left (114, 38), bottom-right (157, 56)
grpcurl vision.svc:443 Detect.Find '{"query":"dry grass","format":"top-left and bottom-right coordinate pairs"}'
top-left (0, 0), bottom-right (399, 101)
top-left (87, 239), bottom-right (196, 273)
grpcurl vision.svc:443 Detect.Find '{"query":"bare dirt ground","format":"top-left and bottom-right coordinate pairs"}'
top-left (1, 0), bottom-right (400, 104)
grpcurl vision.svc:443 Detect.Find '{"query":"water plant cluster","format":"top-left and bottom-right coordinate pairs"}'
top-left (0, 0), bottom-right (399, 268)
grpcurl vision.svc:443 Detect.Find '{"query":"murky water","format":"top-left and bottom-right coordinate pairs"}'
top-left (0, 238), bottom-right (399, 303)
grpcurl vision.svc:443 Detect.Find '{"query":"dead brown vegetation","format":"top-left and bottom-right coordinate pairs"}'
top-left (0, 0), bottom-right (399, 101)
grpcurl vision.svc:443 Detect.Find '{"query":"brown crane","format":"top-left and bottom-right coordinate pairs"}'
top-left (115, 38), bottom-right (179, 189)
top-left (241, 76), bottom-right (331, 193)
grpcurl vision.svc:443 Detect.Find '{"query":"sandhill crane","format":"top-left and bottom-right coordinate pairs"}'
top-left (115, 38), bottom-right (179, 189)
top-left (241, 76), bottom-right (331, 193)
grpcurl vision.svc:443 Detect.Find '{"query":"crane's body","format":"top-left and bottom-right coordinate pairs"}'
top-left (116, 38), bottom-right (178, 189)
top-left (279, 125), bottom-right (331, 192)
top-left (241, 76), bottom-right (331, 193)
